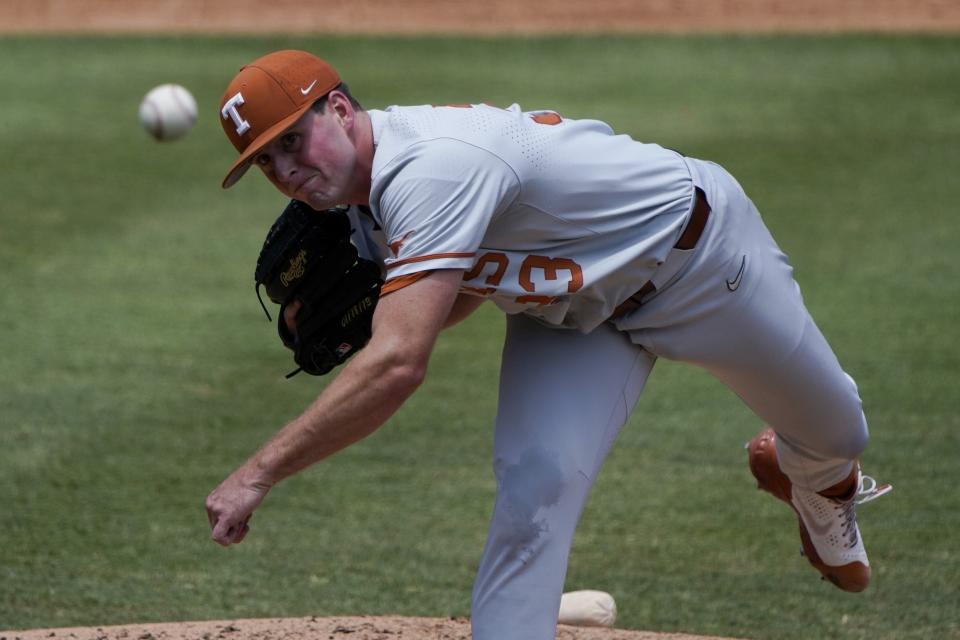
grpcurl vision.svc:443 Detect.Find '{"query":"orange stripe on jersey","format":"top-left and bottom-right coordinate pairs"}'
top-left (381, 272), bottom-right (430, 296)
top-left (386, 252), bottom-right (476, 270)
top-left (461, 286), bottom-right (496, 296)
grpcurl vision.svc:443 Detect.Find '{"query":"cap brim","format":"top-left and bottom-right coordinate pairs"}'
top-left (221, 101), bottom-right (315, 189)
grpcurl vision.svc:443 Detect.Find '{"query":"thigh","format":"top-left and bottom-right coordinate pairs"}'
top-left (646, 270), bottom-right (865, 442)
top-left (644, 278), bottom-right (866, 489)
top-left (494, 313), bottom-right (653, 479)
top-left (625, 163), bottom-right (868, 487)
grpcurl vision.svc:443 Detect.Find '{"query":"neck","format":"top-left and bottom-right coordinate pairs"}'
top-left (351, 110), bottom-right (375, 206)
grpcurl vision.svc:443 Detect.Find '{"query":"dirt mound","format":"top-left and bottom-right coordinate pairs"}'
top-left (2, 616), bottom-right (744, 640)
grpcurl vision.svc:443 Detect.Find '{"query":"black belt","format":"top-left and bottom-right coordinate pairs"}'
top-left (612, 188), bottom-right (711, 319)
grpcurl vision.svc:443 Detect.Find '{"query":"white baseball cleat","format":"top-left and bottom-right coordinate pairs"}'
top-left (747, 428), bottom-right (892, 592)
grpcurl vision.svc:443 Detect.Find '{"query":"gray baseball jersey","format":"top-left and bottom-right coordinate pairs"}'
top-left (366, 103), bottom-right (699, 330)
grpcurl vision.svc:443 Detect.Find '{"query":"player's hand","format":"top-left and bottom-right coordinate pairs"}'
top-left (283, 299), bottom-right (302, 337)
top-left (205, 468), bottom-right (273, 546)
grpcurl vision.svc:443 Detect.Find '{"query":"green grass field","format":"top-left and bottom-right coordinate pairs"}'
top-left (1, 34), bottom-right (958, 639)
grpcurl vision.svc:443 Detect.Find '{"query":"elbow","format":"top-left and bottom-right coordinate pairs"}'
top-left (382, 360), bottom-right (427, 397)
top-left (372, 346), bottom-right (429, 398)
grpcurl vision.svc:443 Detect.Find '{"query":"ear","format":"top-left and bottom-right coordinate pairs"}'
top-left (328, 91), bottom-right (354, 126)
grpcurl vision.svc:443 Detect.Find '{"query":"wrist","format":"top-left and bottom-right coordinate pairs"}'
top-left (243, 456), bottom-right (282, 489)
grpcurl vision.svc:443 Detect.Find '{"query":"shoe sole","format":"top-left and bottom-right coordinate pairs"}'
top-left (747, 428), bottom-right (870, 592)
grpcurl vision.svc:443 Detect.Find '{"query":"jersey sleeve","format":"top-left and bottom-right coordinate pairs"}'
top-left (372, 138), bottom-right (521, 288)
top-left (344, 205), bottom-right (389, 271)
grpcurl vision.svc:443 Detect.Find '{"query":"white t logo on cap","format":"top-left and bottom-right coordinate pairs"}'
top-left (221, 92), bottom-right (251, 136)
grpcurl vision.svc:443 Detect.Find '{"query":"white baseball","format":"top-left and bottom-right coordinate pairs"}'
top-left (138, 83), bottom-right (198, 141)
top-left (558, 590), bottom-right (617, 628)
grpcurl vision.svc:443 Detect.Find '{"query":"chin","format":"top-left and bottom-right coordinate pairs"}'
top-left (305, 192), bottom-right (333, 209)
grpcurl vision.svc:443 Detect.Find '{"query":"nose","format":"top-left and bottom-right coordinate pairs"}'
top-left (272, 153), bottom-right (299, 187)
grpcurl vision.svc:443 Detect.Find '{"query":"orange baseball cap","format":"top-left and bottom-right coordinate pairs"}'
top-left (219, 50), bottom-right (341, 188)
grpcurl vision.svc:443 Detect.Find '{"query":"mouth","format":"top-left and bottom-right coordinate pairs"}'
top-left (294, 175), bottom-right (316, 199)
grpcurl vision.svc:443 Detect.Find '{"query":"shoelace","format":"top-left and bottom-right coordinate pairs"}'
top-left (838, 473), bottom-right (893, 548)
top-left (855, 474), bottom-right (893, 505)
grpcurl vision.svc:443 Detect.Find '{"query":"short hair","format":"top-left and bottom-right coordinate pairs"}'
top-left (312, 82), bottom-right (363, 112)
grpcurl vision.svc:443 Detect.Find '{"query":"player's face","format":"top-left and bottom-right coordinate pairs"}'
top-left (254, 96), bottom-right (363, 208)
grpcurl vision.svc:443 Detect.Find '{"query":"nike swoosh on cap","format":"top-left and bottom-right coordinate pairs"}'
top-left (300, 80), bottom-right (318, 95)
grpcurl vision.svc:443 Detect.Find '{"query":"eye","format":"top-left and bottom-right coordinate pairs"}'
top-left (280, 132), bottom-right (299, 152)
top-left (254, 153), bottom-right (271, 167)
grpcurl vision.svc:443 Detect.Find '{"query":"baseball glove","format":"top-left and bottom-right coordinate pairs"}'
top-left (254, 200), bottom-right (383, 377)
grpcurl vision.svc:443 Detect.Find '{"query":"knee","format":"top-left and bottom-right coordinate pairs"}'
top-left (489, 447), bottom-right (582, 553)
top-left (775, 411), bottom-right (869, 463)
top-left (494, 447), bottom-right (573, 518)
top-left (804, 406), bottom-right (869, 461)
top-left (818, 372), bottom-right (870, 460)
top-left (830, 415), bottom-right (869, 460)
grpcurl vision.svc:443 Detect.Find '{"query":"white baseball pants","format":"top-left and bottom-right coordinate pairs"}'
top-left (470, 158), bottom-right (869, 639)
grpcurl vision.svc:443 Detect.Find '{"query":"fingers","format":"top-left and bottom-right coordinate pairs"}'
top-left (205, 494), bottom-right (222, 530)
top-left (284, 299), bottom-right (302, 335)
top-left (233, 519), bottom-right (252, 543)
top-left (211, 518), bottom-right (234, 547)
top-left (210, 515), bottom-right (251, 546)
top-left (205, 468), bottom-right (271, 547)
top-left (206, 489), bottom-right (244, 546)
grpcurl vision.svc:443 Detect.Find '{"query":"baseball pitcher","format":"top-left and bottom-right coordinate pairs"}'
top-left (205, 50), bottom-right (890, 639)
